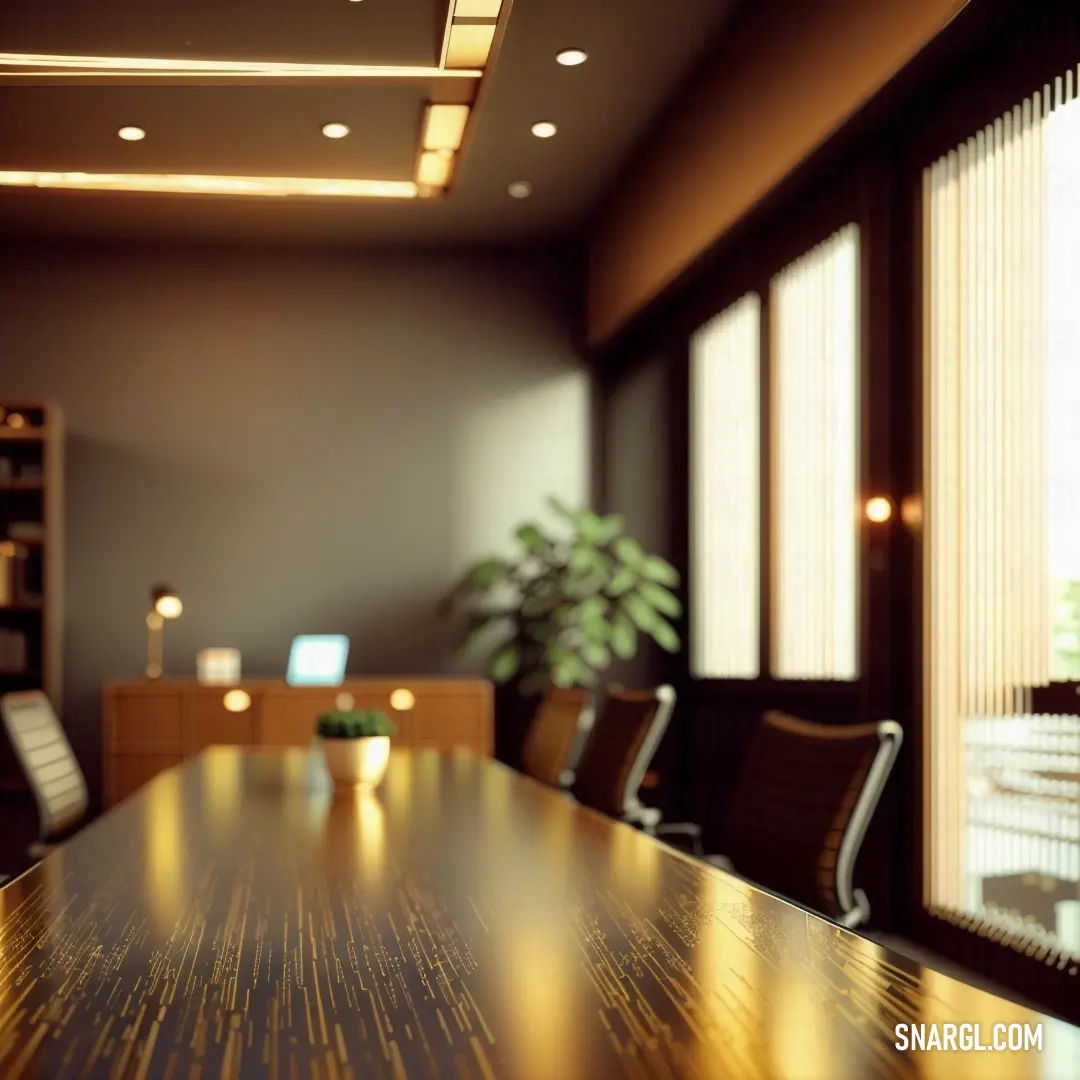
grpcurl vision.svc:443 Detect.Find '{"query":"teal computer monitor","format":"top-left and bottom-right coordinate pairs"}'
top-left (286, 635), bottom-right (350, 687)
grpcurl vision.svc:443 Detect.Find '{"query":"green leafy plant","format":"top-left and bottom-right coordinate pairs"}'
top-left (315, 709), bottom-right (397, 739)
top-left (440, 496), bottom-right (682, 692)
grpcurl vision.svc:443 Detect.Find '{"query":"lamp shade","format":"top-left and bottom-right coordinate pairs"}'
top-left (150, 584), bottom-right (183, 619)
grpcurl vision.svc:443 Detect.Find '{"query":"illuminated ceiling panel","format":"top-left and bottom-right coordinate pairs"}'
top-left (0, 171), bottom-right (420, 199)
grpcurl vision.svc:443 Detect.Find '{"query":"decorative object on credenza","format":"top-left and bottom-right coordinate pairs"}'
top-left (0, 542), bottom-right (28, 608)
top-left (3, 412), bottom-right (26, 430)
top-left (196, 648), bottom-right (241, 686)
top-left (439, 495), bottom-right (683, 693)
top-left (146, 584), bottom-right (183, 680)
top-left (315, 708), bottom-right (396, 791)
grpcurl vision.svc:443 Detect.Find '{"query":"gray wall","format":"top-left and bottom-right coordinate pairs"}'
top-left (0, 243), bottom-right (590, 803)
top-left (603, 354), bottom-right (672, 689)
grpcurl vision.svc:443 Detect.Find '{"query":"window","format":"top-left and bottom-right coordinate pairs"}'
top-left (690, 225), bottom-right (862, 682)
top-left (690, 294), bottom-right (761, 679)
top-left (770, 225), bottom-right (861, 681)
top-left (923, 68), bottom-right (1080, 955)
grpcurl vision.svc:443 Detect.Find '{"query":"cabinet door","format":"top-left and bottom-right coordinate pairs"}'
top-left (258, 692), bottom-right (336, 746)
top-left (109, 688), bottom-right (184, 755)
top-left (111, 755), bottom-right (183, 805)
top-left (191, 689), bottom-right (257, 753)
top-left (407, 687), bottom-right (492, 755)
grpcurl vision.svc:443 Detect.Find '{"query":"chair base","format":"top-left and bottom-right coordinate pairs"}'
top-left (655, 822), bottom-right (705, 857)
top-left (703, 855), bottom-right (870, 928)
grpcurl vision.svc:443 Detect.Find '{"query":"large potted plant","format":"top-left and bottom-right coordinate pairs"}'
top-left (315, 708), bottom-right (397, 791)
top-left (440, 496), bottom-right (682, 693)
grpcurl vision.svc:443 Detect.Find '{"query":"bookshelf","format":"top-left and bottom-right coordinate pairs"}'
top-left (0, 401), bottom-right (64, 790)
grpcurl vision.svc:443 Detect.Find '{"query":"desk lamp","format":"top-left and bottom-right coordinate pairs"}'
top-left (146, 584), bottom-right (182, 679)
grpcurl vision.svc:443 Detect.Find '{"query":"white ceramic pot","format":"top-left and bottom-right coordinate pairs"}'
top-left (318, 734), bottom-right (391, 791)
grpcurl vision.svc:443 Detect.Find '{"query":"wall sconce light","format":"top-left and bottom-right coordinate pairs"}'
top-left (146, 583), bottom-right (182, 679)
top-left (222, 689), bottom-right (251, 713)
top-left (389, 688), bottom-right (415, 711)
top-left (900, 495), bottom-right (923, 528)
top-left (865, 496), bottom-right (892, 523)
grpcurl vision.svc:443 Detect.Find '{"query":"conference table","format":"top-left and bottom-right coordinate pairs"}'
top-left (1, 748), bottom-right (1078, 1080)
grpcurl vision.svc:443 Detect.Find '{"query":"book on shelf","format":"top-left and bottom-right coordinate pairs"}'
top-left (7, 522), bottom-right (44, 542)
top-left (0, 542), bottom-right (30, 607)
top-left (0, 628), bottom-right (28, 674)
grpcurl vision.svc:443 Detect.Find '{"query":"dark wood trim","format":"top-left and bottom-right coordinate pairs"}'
top-left (899, 151), bottom-right (926, 934)
top-left (912, 907), bottom-right (1080, 1026)
top-left (900, 0), bottom-right (1080, 173)
top-left (668, 341), bottom-right (694, 812)
top-left (692, 679), bottom-right (862, 703)
top-left (758, 274), bottom-right (773, 679)
top-left (858, 154), bottom-right (894, 723)
top-left (589, 366), bottom-right (610, 513)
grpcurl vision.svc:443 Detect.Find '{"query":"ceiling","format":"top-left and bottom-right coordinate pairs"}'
top-left (0, 0), bottom-right (737, 243)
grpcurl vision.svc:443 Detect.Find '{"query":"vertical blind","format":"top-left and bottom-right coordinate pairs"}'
top-left (770, 225), bottom-right (861, 681)
top-left (924, 68), bottom-right (1080, 959)
top-left (690, 294), bottom-right (761, 679)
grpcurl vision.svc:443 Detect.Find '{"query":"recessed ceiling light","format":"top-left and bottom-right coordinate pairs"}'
top-left (556, 48), bottom-right (588, 66)
top-left (118, 126), bottom-right (145, 141)
top-left (531, 121), bottom-right (557, 139)
top-left (322, 122), bottom-right (350, 139)
top-left (508, 181), bottom-right (532, 199)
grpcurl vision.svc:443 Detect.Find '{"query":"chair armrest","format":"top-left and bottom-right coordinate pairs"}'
top-left (705, 854), bottom-right (734, 873)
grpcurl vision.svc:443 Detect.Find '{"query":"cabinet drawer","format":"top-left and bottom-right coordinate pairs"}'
top-left (110, 691), bottom-right (184, 754)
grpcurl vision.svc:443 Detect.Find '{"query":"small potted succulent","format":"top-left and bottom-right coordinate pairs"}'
top-left (315, 708), bottom-right (397, 791)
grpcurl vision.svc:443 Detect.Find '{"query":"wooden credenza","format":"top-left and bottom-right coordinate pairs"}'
top-left (102, 677), bottom-right (494, 807)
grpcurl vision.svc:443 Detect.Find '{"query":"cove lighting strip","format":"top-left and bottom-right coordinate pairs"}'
top-left (441, 0), bottom-right (504, 70)
top-left (0, 171), bottom-right (421, 199)
top-left (0, 53), bottom-right (481, 79)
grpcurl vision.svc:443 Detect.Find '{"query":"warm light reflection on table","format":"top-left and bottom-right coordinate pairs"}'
top-left (142, 765), bottom-right (186, 934)
top-left (0, 746), bottom-right (1076, 1080)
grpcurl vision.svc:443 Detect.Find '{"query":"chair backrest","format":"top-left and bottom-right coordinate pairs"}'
top-left (726, 710), bottom-right (903, 921)
top-left (572, 686), bottom-right (675, 820)
top-left (520, 688), bottom-right (590, 789)
top-left (1, 690), bottom-right (88, 840)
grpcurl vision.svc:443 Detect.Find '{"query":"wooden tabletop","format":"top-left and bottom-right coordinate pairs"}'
top-left (1, 747), bottom-right (1077, 1080)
